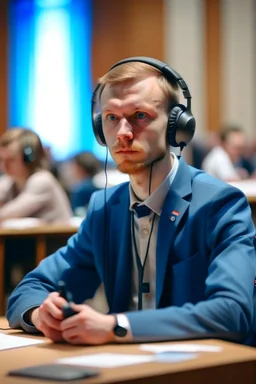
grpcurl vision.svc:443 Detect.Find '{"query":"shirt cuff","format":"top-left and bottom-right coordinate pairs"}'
top-left (21, 307), bottom-right (41, 333)
top-left (114, 314), bottom-right (133, 343)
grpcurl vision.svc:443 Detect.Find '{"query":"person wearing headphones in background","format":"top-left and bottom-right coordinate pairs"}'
top-left (0, 127), bottom-right (72, 223)
top-left (6, 58), bottom-right (256, 346)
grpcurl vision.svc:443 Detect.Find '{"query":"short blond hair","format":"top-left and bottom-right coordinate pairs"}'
top-left (98, 62), bottom-right (180, 111)
top-left (0, 127), bottom-right (48, 171)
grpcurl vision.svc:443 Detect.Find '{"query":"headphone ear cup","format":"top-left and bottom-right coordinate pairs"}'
top-left (167, 104), bottom-right (195, 148)
top-left (23, 145), bottom-right (35, 163)
top-left (93, 113), bottom-right (106, 146)
top-left (167, 105), bottom-right (185, 147)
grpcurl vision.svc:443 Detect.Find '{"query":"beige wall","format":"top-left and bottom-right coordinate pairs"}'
top-left (221, 0), bottom-right (256, 138)
top-left (163, 0), bottom-right (255, 139)
top-left (164, 0), bottom-right (206, 138)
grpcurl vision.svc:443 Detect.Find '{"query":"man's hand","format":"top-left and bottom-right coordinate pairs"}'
top-left (30, 292), bottom-right (67, 342)
top-left (60, 303), bottom-right (116, 345)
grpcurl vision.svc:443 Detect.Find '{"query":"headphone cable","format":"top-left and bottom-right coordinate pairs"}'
top-left (103, 148), bottom-right (112, 312)
top-left (131, 161), bottom-right (156, 311)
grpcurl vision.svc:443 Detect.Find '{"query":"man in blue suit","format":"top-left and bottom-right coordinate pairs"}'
top-left (7, 57), bottom-right (256, 345)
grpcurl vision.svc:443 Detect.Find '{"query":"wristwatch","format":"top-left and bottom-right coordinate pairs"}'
top-left (112, 314), bottom-right (128, 338)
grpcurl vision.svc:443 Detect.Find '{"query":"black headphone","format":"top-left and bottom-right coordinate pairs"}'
top-left (23, 144), bottom-right (36, 163)
top-left (91, 56), bottom-right (196, 149)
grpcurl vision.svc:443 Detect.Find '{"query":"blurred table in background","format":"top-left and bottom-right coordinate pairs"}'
top-left (0, 224), bottom-right (79, 315)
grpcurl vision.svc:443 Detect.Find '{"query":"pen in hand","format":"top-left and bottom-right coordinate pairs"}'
top-left (57, 280), bottom-right (78, 319)
top-left (58, 280), bottom-right (73, 302)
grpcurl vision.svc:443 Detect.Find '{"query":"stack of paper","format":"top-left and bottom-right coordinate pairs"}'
top-left (0, 333), bottom-right (44, 351)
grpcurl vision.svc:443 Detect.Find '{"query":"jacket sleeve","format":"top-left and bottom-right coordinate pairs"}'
top-left (126, 187), bottom-right (256, 344)
top-left (6, 193), bottom-right (101, 331)
top-left (0, 173), bottom-right (52, 220)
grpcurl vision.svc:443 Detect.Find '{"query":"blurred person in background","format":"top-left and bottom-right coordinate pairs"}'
top-left (0, 127), bottom-right (73, 296)
top-left (181, 138), bottom-right (209, 169)
top-left (0, 127), bottom-right (72, 223)
top-left (202, 125), bottom-right (255, 181)
top-left (244, 140), bottom-right (256, 177)
top-left (68, 151), bottom-right (103, 216)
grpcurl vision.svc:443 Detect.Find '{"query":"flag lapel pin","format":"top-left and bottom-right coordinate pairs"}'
top-left (170, 210), bottom-right (180, 222)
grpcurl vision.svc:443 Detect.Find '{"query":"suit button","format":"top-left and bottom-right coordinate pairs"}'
top-left (142, 228), bottom-right (149, 236)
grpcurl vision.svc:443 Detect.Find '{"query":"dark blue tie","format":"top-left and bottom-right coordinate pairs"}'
top-left (133, 203), bottom-right (151, 218)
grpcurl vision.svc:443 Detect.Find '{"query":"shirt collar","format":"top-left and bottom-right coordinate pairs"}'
top-left (129, 152), bottom-right (179, 216)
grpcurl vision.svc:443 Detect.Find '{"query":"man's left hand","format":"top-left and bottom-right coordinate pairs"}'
top-left (60, 303), bottom-right (116, 345)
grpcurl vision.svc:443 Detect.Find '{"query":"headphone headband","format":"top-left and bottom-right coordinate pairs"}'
top-left (91, 56), bottom-right (195, 148)
top-left (109, 57), bottom-right (192, 104)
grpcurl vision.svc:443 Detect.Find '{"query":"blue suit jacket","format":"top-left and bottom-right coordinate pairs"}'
top-left (7, 158), bottom-right (256, 344)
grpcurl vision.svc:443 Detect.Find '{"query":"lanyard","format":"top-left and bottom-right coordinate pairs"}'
top-left (131, 211), bottom-right (156, 310)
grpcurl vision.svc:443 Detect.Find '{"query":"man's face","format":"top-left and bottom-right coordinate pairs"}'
top-left (0, 141), bottom-right (27, 178)
top-left (223, 132), bottom-right (246, 164)
top-left (100, 75), bottom-right (169, 174)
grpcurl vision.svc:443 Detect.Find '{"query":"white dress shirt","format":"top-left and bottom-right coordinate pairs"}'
top-left (115, 152), bottom-right (179, 341)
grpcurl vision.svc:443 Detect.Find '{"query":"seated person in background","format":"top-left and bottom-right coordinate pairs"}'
top-left (0, 127), bottom-right (72, 223)
top-left (181, 138), bottom-right (209, 169)
top-left (6, 58), bottom-right (256, 346)
top-left (69, 151), bottom-right (102, 216)
top-left (250, 140), bottom-right (256, 170)
top-left (202, 125), bottom-right (254, 181)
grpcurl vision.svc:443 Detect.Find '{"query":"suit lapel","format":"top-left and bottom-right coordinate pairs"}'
top-left (108, 186), bottom-right (132, 312)
top-left (156, 158), bottom-right (192, 307)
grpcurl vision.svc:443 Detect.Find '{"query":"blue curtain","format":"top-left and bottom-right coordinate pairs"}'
top-left (9, 0), bottom-right (94, 161)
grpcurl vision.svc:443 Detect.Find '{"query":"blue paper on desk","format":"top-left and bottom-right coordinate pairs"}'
top-left (154, 352), bottom-right (198, 363)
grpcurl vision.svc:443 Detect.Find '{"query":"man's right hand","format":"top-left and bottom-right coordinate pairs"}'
top-left (30, 292), bottom-right (67, 342)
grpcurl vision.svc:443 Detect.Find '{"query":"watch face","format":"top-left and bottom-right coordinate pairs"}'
top-left (114, 324), bottom-right (127, 338)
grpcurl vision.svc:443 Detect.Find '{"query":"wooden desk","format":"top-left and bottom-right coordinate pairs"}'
top-left (0, 225), bottom-right (78, 316)
top-left (0, 318), bottom-right (256, 384)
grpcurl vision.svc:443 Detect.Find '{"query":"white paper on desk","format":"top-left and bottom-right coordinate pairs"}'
top-left (0, 333), bottom-right (44, 350)
top-left (140, 343), bottom-right (222, 353)
top-left (56, 353), bottom-right (154, 368)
